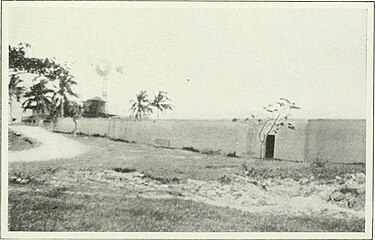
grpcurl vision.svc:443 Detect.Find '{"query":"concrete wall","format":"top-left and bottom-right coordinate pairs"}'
top-left (56, 118), bottom-right (252, 156)
top-left (305, 119), bottom-right (366, 164)
top-left (55, 118), bottom-right (366, 163)
top-left (245, 120), bottom-right (307, 162)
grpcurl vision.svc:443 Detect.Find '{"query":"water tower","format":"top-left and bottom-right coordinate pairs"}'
top-left (95, 60), bottom-right (111, 114)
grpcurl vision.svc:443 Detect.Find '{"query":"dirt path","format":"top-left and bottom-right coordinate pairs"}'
top-left (9, 126), bottom-right (89, 162)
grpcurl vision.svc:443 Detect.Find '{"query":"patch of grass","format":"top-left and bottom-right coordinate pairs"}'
top-left (241, 161), bottom-right (365, 181)
top-left (9, 187), bottom-right (364, 232)
top-left (8, 130), bottom-right (40, 151)
top-left (142, 174), bottom-right (181, 184)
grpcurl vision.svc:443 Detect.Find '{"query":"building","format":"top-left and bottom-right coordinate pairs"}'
top-left (82, 97), bottom-right (107, 118)
top-left (82, 96), bottom-right (116, 118)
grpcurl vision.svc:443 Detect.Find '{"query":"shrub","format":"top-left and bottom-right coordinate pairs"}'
top-left (218, 175), bottom-right (231, 184)
top-left (113, 168), bottom-right (136, 173)
top-left (201, 149), bottom-right (221, 155)
top-left (182, 146), bottom-right (199, 153)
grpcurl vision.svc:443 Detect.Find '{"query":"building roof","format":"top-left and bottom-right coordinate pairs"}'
top-left (86, 96), bottom-right (106, 102)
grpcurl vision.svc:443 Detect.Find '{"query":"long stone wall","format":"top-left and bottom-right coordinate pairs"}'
top-left (55, 118), bottom-right (366, 163)
top-left (56, 118), bottom-right (252, 156)
top-left (305, 119), bottom-right (366, 164)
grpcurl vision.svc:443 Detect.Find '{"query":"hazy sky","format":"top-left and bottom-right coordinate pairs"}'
top-left (7, 4), bottom-right (369, 119)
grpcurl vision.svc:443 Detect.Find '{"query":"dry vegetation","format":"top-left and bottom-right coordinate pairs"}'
top-left (9, 134), bottom-right (366, 232)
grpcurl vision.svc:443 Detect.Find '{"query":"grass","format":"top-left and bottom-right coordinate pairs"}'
top-left (8, 130), bottom-right (40, 151)
top-left (8, 133), bottom-right (366, 232)
top-left (9, 183), bottom-right (365, 232)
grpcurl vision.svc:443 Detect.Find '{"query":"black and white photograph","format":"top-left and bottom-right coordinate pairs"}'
top-left (2, 1), bottom-right (374, 238)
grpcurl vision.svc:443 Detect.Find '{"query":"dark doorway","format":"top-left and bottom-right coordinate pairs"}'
top-left (265, 135), bottom-right (275, 159)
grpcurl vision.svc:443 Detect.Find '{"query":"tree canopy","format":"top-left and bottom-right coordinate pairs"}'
top-left (9, 43), bottom-right (79, 119)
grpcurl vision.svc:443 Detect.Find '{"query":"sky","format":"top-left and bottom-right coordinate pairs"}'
top-left (7, 4), bottom-right (369, 119)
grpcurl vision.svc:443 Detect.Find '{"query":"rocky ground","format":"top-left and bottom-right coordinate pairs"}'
top-left (10, 167), bottom-right (365, 221)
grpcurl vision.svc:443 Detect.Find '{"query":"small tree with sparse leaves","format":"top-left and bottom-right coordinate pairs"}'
top-left (250, 98), bottom-right (300, 161)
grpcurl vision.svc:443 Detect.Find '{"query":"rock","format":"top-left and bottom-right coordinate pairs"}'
top-left (330, 191), bottom-right (345, 202)
top-left (355, 173), bottom-right (366, 184)
top-left (299, 178), bottom-right (309, 185)
top-left (318, 190), bottom-right (331, 202)
top-left (340, 179), bottom-right (365, 195)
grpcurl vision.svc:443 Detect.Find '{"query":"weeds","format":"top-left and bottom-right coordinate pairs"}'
top-left (113, 167), bottom-right (136, 173)
top-left (142, 174), bottom-right (181, 184)
top-left (218, 175), bottom-right (232, 184)
top-left (182, 146), bottom-right (199, 153)
top-left (201, 149), bottom-right (221, 155)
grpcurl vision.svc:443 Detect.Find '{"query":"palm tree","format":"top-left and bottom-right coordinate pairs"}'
top-left (53, 76), bottom-right (78, 117)
top-left (22, 80), bottom-right (54, 116)
top-left (129, 90), bottom-right (153, 120)
top-left (8, 74), bottom-right (25, 123)
top-left (150, 91), bottom-right (173, 119)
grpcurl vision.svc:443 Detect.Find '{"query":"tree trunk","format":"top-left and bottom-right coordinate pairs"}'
top-left (60, 98), bottom-right (64, 117)
top-left (259, 142), bottom-right (264, 161)
top-left (157, 109), bottom-right (159, 119)
top-left (72, 118), bottom-right (77, 136)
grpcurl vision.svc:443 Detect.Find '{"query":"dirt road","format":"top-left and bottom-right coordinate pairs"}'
top-left (9, 126), bottom-right (89, 162)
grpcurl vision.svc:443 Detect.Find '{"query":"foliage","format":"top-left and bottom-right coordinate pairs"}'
top-left (9, 43), bottom-right (78, 120)
top-left (129, 90), bottom-right (153, 120)
top-left (9, 43), bottom-right (73, 82)
top-left (22, 80), bottom-right (54, 116)
top-left (150, 91), bottom-right (173, 118)
top-left (9, 74), bottom-right (25, 102)
top-left (182, 146), bottom-right (200, 153)
top-left (52, 77), bottom-right (79, 117)
top-left (250, 98), bottom-right (300, 160)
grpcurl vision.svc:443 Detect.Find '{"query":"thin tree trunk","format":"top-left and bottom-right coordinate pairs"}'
top-left (259, 143), bottom-right (263, 161)
top-left (61, 98), bottom-right (64, 117)
top-left (157, 109), bottom-right (159, 119)
top-left (72, 118), bottom-right (77, 136)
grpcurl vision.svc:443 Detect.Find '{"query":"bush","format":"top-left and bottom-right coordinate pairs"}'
top-left (201, 149), bottom-right (221, 155)
top-left (182, 146), bottom-right (199, 153)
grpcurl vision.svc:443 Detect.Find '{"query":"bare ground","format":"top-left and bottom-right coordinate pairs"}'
top-left (8, 131), bottom-right (366, 232)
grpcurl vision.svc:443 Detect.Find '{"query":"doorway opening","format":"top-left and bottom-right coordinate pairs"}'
top-left (265, 135), bottom-right (275, 159)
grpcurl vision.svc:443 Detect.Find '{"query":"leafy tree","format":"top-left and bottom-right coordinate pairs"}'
top-left (129, 90), bottom-right (153, 120)
top-left (22, 80), bottom-right (54, 116)
top-left (9, 43), bottom-right (78, 120)
top-left (250, 98), bottom-right (300, 160)
top-left (150, 91), bottom-right (173, 119)
top-left (52, 76), bottom-right (79, 117)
